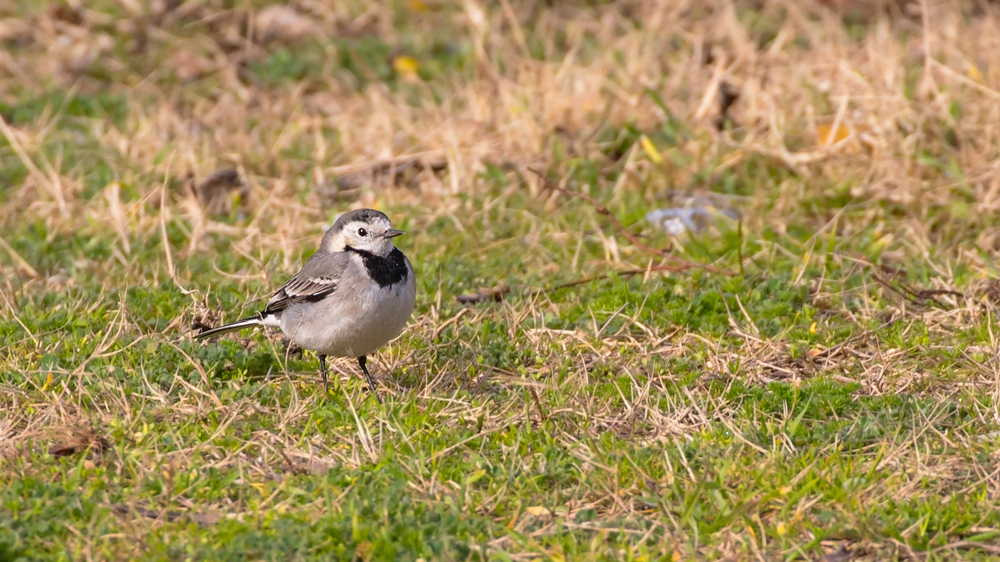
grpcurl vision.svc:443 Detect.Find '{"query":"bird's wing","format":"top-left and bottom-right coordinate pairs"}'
top-left (262, 252), bottom-right (350, 315)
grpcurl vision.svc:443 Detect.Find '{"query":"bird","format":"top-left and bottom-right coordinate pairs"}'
top-left (194, 209), bottom-right (416, 404)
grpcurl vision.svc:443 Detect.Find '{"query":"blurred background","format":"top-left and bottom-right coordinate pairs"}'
top-left (3, 0), bottom-right (999, 255)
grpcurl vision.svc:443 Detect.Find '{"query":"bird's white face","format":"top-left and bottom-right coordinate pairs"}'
top-left (325, 216), bottom-right (403, 256)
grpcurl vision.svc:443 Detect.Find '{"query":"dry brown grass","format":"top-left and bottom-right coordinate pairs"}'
top-left (0, 1), bottom-right (996, 271)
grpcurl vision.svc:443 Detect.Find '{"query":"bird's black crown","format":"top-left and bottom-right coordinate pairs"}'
top-left (333, 209), bottom-right (389, 231)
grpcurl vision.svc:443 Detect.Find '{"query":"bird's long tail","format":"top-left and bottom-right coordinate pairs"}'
top-left (193, 316), bottom-right (262, 339)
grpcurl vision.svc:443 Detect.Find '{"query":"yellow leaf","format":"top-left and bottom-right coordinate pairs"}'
top-left (393, 56), bottom-right (420, 82)
top-left (639, 135), bottom-right (663, 164)
top-left (809, 321), bottom-right (817, 335)
top-left (41, 372), bottom-right (52, 392)
top-left (816, 123), bottom-right (851, 146)
top-left (407, 0), bottom-right (429, 11)
top-left (968, 63), bottom-right (983, 83)
top-left (525, 506), bottom-right (549, 516)
top-left (671, 551), bottom-right (682, 562)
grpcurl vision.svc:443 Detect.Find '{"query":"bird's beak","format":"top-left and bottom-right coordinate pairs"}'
top-left (383, 229), bottom-right (405, 238)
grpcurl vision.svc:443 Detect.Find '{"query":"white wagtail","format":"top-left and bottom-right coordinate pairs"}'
top-left (194, 209), bottom-right (416, 404)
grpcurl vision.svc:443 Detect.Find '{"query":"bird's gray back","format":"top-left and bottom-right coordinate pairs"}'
top-left (263, 251), bottom-right (352, 316)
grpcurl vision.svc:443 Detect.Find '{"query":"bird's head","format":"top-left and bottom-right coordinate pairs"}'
top-left (321, 208), bottom-right (404, 257)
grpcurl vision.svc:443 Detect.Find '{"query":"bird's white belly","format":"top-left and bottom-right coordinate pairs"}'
top-left (279, 279), bottom-right (415, 358)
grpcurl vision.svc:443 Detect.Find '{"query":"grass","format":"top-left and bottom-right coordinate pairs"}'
top-left (4, 0), bottom-right (1000, 560)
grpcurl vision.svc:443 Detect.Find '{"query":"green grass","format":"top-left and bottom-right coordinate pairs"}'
top-left (4, 184), bottom-right (999, 560)
top-left (4, 1), bottom-right (1000, 561)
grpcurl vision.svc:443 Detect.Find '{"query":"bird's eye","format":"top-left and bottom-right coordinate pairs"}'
top-left (358, 228), bottom-right (367, 237)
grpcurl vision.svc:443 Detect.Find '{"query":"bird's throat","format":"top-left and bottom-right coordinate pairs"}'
top-left (345, 246), bottom-right (409, 288)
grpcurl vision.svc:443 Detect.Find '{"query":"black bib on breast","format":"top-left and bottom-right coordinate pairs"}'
top-left (346, 247), bottom-right (409, 288)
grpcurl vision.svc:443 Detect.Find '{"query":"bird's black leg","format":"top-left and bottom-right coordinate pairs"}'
top-left (357, 356), bottom-right (382, 404)
top-left (319, 354), bottom-right (330, 396)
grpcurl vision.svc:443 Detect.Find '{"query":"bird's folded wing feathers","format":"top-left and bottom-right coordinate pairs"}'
top-left (263, 253), bottom-right (349, 315)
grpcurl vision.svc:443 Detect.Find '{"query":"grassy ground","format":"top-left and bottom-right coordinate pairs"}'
top-left (4, 0), bottom-right (1000, 560)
